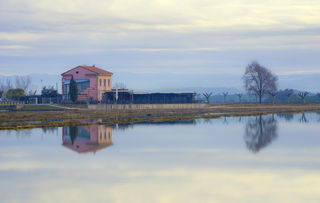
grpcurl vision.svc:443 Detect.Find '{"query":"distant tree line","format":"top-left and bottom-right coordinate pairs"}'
top-left (0, 76), bottom-right (31, 101)
top-left (201, 61), bottom-right (320, 104)
top-left (200, 90), bottom-right (320, 104)
top-left (0, 76), bottom-right (62, 103)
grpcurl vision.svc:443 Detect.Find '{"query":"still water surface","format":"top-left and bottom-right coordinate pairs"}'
top-left (0, 113), bottom-right (320, 203)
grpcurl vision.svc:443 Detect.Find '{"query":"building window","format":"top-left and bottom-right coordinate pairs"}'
top-left (76, 71), bottom-right (79, 74)
top-left (77, 80), bottom-right (90, 92)
top-left (104, 79), bottom-right (106, 87)
top-left (100, 79), bottom-right (102, 86)
top-left (108, 79), bottom-right (110, 87)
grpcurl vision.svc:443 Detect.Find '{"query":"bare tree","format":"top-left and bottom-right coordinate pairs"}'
top-left (236, 93), bottom-right (243, 103)
top-left (0, 77), bottom-right (13, 98)
top-left (15, 76), bottom-right (32, 91)
top-left (268, 91), bottom-right (278, 104)
top-left (243, 61), bottom-right (278, 104)
top-left (296, 91), bottom-right (309, 103)
top-left (222, 92), bottom-right (228, 103)
top-left (113, 82), bottom-right (127, 89)
top-left (286, 91), bottom-right (293, 103)
top-left (194, 92), bottom-right (202, 102)
top-left (6, 78), bottom-right (13, 90)
top-left (0, 79), bottom-right (4, 94)
top-left (28, 90), bottom-right (37, 96)
top-left (203, 92), bottom-right (212, 103)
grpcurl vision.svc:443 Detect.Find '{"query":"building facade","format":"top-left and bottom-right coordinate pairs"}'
top-left (61, 65), bottom-right (113, 102)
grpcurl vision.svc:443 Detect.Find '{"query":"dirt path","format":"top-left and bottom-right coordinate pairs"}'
top-left (46, 104), bottom-right (80, 110)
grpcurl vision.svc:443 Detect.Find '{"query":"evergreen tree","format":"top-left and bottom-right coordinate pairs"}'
top-left (41, 86), bottom-right (58, 97)
top-left (69, 77), bottom-right (78, 102)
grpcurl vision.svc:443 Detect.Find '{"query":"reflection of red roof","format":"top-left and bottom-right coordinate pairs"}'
top-left (61, 65), bottom-right (113, 76)
top-left (63, 141), bottom-right (113, 154)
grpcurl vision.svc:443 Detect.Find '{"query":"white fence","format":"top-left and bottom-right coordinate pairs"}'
top-left (88, 103), bottom-right (207, 110)
top-left (0, 101), bottom-right (24, 106)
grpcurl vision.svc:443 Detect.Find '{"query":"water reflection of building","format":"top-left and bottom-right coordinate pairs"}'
top-left (62, 125), bottom-right (112, 154)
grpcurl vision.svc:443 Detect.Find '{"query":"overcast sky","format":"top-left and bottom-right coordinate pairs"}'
top-left (0, 0), bottom-right (319, 76)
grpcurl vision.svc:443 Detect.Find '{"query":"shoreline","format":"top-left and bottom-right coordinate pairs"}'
top-left (0, 103), bottom-right (319, 130)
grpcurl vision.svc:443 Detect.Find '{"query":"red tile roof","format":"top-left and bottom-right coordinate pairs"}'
top-left (62, 65), bottom-right (113, 76)
top-left (79, 65), bottom-right (113, 75)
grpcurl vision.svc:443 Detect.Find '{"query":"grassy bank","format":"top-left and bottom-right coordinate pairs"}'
top-left (0, 103), bottom-right (319, 130)
top-left (22, 105), bottom-right (63, 111)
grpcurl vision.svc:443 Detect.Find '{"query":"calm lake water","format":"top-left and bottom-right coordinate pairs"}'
top-left (1, 113), bottom-right (320, 203)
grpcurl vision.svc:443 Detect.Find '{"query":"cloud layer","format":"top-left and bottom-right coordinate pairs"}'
top-left (0, 0), bottom-right (319, 75)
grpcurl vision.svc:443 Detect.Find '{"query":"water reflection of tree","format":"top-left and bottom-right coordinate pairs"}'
top-left (244, 115), bottom-right (278, 153)
top-left (69, 126), bottom-right (78, 144)
top-left (203, 119), bottom-right (212, 124)
top-left (223, 116), bottom-right (228, 124)
top-left (41, 127), bottom-right (57, 134)
top-left (13, 130), bottom-right (31, 139)
top-left (299, 113), bottom-right (308, 123)
top-left (276, 113), bottom-right (294, 121)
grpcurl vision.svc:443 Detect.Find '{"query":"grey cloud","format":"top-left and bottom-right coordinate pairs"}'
top-left (0, 0), bottom-right (319, 77)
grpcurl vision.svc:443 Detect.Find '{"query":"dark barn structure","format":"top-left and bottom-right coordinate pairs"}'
top-left (104, 89), bottom-right (196, 104)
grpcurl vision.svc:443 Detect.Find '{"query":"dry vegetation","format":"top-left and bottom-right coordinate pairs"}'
top-left (0, 103), bottom-right (320, 130)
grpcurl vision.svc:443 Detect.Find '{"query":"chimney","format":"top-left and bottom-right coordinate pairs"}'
top-left (93, 64), bottom-right (95, 67)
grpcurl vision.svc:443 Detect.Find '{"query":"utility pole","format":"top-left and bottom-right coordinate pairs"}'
top-left (40, 80), bottom-right (43, 104)
top-left (115, 88), bottom-right (118, 104)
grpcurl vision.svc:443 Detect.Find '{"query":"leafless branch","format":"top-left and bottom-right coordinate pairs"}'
top-left (268, 91), bottom-right (278, 104)
top-left (15, 76), bottom-right (32, 91)
top-left (114, 82), bottom-right (127, 89)
top-left (222, 92), bottom-right (228, 103)
top-left (243, 61), bottom-right (278, 104)
top-left (296, 92), bottom-right (309, 103)
top-left (236, 93), bottom-right (243, 103)
top-left (203, 92), bottom-right (213, 103)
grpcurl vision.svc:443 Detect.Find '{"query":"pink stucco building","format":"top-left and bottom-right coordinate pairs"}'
top-left (61, 65), bottom-right (113, 102)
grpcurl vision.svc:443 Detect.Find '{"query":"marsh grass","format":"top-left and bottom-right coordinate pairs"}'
top-left (22, 105), bottom-right (63, 111)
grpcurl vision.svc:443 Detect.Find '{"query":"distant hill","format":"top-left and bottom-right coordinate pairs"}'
top-left (114, 72), bottom-right (320, 93)
top-left (153, 87), bottom-right (241, 94)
